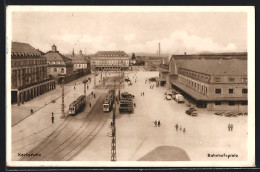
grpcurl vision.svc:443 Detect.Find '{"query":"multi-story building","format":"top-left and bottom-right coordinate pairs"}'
top-left (169, 53), bottom-right (247, 112)
top-left (71, 50), bottom-right (90, 70)
top-left (44, 44), bottom-right (73, 77)
top-left (11, 42), bottom-right (56, 105)
top-left (91, 51), bottom-right (130, 71)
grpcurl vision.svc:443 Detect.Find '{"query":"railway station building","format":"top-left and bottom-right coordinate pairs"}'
top-left (90, 51), bottom-right (130, 71)
top-left (168, 53), bottom-right (248, 112)
top-left (11, 42), bottom-right (56, 105)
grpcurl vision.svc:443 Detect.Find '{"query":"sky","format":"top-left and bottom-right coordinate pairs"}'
top-left (11, 11), bottom-right (247, 55)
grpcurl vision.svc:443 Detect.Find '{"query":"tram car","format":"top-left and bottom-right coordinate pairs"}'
top-left (103, 90), bottom-right (114, 112)
top-left (69, 95), bottom-right (86, 115)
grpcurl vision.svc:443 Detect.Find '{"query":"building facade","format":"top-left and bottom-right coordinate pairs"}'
top-left (44, 45), bottom-right (73, 77)
top-left (169, 53), bottom-right (247, 112)
top-left (71, 50), bottom-right (90, 70)
top-left (11, 42), bottom-right (56, 105)
top-left (91, 51), bottom-right (130, 71)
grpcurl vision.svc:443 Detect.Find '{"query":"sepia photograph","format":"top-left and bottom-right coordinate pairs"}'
top-left (6, 6), bottom-right (255, 167)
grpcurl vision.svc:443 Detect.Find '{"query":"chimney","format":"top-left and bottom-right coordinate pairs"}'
top-left (52, 44), bottom-right (57, 52)
top-left (159, 42), bottom-right (160, 57)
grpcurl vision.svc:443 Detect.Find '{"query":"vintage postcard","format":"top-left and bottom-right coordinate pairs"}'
top-left (6, 6), bottom-right (255, 167)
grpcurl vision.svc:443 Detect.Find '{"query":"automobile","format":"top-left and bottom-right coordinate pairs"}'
top-left (149, 77), bottom-right (156, 82)
top-left (166, 95), bottom-right (172, 100)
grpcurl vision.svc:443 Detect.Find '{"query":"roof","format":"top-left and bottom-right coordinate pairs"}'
top-left (94, 51), bottom-right (129, 57)
top-left (172, 58), bottom-right (247, 76)
top-left (44, 51), bottom-right (72, 65)
top-left (71, 54), bottom-right (89, 62)
top-left (11, 42), bottom-right (42, 56)
top-left (171, 80), bottom-right (247, 101)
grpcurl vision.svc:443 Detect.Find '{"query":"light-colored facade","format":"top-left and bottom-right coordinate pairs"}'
top-left (169, 53), bottom-right (247, 112)
top-left (91, 51), bottom-right (130, 71)
top-left (71, 50), bottom-right (90, 70)
top-left (44, 45), bottom-right (73, 77)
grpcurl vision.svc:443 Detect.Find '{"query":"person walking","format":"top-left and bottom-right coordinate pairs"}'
top-left (154, 120), bottom-right (157, 127)
top-left (87, 85), bottom-right (89, 89)
top-left (183, 128), bottom-right (186, 134)
top-left (74, 86), bottom-right (76, 90)
top-left (175, 124), bottom-right (178, 131)
top-left (228, 124), bottom-right (231, 131)
top-left (158, 120), bottom-right (161, 127)
top-left (134, 103), bottom-right (136, 107)
top-left (143, 92), bottom-right (145, 96)
top-left (51, 113), bottom-right (54, 124)
top-left (231, 124), bottom-right (234, 131)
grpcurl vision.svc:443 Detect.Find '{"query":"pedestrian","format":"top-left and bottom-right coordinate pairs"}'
top-left (89, 102), bottom-right (91, 107)
top-left (183, 128), bottom-right (186, 134)
top-left (51, 113), bottom-right (54, 123)
top-left (158, 120), bottom-right (161, 127)
top-left (134, 103), bottom-right (136, 107)
top-left (74, 86), bottom-right (75, 90)
top-left (180, 125), bottom-right (182, 131)
top-left (175, 124), bottom-right (178, 131)
top-left (143, 92), bottom-right (145, 96)
top-left (30, 109), bottom-right (33, 114)
top-left (110, 122), bottom-right (113, 126)
top-left (154, 120), bottom-right (157, 127)
top-left (87, 85), bottom-right (89, 89)
top-left (94, 94), bottom-right (96, 98)
top-left (91, 91), bottom-right (93, 95)
top-left (228, 124), bottom-right (231, 131)
top-left (231, 124), bottom-right (233, 131)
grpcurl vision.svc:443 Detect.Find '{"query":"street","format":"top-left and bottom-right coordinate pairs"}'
top-left (12, 68), bottom-right (248, 161)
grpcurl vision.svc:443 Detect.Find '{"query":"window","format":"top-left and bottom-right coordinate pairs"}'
top-left (215, 88), bottom-right (221, 94)
top-left (229, 89), bottom-right (234, 94)
top-left (242, 88), bottom-right (248, 94)
top-left (54, 68), bottom-right (57, 72)
top-left (215, 101), bottom-right (222, 105)
top-left (61, 68), bottom-right (64, 73)
top-left (228, 101), bottom-right (235, 106)
top-left (215, 77), bottom-right (221, 82)
top-left (242, 78), bottom-right (247, 83)
top-left (241, 101), bottom-right (248, 105)
top-left (229, 78), bottom-right (235, 82)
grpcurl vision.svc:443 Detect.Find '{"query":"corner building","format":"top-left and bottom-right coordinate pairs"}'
top-left (11, 42), bottom-right (56, 105)
top-left (169, 53), bottom-right (247, 112)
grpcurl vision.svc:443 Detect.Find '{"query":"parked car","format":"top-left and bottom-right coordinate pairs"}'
top-left (175, 94), bottom-right (185, 103)
top-left (166, 94), bottom-right (172, 100)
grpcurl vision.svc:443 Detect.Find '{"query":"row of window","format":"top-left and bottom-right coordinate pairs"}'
top-left (98, 54), bottom-right (127, 57)
top-left (53, 68), bottom-right (64, 73)
top-left (215, 101), bottom-right (248, 106)
top-left (214, 77), bottom-right (247, 83)
top-left (12, 60), bottom-right (46, 66)
top-left (215, 88), bottom-right (247, 94)
top-left (179, 76), bottom-right (208, 94)
top-left (179, 69), bottom-right (210, 82)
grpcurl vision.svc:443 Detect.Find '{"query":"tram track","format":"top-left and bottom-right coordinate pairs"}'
top-left (20, 93), bottom-right (109, 161)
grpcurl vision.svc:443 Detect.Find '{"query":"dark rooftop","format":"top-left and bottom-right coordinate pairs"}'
top-left (94, 51), bottom-right (129, 57)
top-left (12, 42), bottom-right (42, 56)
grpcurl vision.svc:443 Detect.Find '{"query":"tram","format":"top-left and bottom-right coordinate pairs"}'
top-left (103, 90), bottom-right (114, 112)
top-left (69, 95), bottom-right (86, 115)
